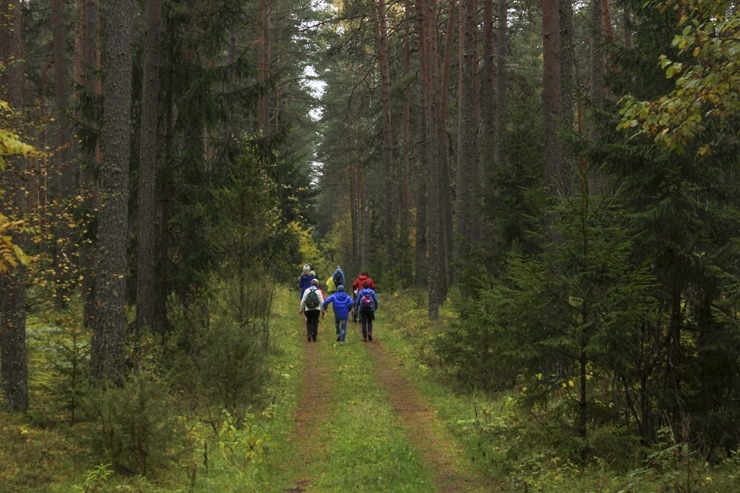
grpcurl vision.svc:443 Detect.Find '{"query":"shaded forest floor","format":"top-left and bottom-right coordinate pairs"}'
top-left (2, 289), bottom-right (738, 492)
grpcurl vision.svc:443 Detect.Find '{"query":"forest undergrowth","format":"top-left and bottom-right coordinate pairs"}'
top-left (0, 288), bottom-right (738, 492)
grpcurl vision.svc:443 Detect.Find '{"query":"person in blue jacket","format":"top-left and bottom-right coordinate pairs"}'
top-left (331, 266), bottom-right (346, 291)
top-left (322, 285), bottom-right (355, 344)
top-left (354, 281), bottom-right (379, 341)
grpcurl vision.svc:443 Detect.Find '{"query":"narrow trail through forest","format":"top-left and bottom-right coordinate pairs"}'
top-left (283, 334), bottom-right (334, 492)
top-left (281, 316), bottom-right (495, 492)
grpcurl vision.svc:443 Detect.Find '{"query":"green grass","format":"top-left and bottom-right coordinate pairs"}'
top-left (3, 288), bottom-right (738, 493)
top-left (375, 289), bottom-right (740, 493)
top-left (296, 338), bottom-right (434, 492)
top-left (187, 289), bottom-right (436, 492)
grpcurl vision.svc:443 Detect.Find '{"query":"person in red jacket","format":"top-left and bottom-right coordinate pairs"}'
top-left (351, 272), bottom-right (375, 323)
top-left (352, 271), bottom-right (376, 292)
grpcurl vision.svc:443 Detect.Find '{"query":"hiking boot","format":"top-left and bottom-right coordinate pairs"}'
top-left (368, 334), bottom-right (372, 341)
top-left (337, 336), bottom-right (341, 342)
top-left (363, 338), bottom-right (367, 342)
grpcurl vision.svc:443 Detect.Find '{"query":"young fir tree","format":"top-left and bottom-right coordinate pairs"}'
top-left (446, 171), bottom-right (658, 448)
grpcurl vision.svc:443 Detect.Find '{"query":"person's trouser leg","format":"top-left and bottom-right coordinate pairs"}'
top-left (360, 311), bottom-right (368, 340)
top-left (339, 318), bottom-right (348, 342)
top-left (306, 310), bottom-right (320, 341)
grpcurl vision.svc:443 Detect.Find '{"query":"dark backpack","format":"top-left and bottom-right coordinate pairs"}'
top-left (333, 271), bottom-right (343, 288)
top-left (305, 289), bottom-right (320, 309)
top-left (360, 292), bottom-right (374, 310)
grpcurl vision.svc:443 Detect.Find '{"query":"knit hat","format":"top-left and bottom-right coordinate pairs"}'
top-left (337, 285), bottom-right (345, 292)
top-left (310, 278), bottom-right (319, 286)
top-left (303, 264), bottom-right (310, 273)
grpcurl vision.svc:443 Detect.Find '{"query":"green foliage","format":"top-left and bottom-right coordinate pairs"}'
top-left (0, 99), bottom-right (39, 275)
top-left (442, 181), bottom-right (662, 450)
top-left (618, 0), bottom-right (739, 155)
top-left (82, 463), bottom-right (113, 493)
top-left (165, 281), bottom-right (270, 428)
top-left (0, 100), bottom-right (39, 170)
top-left (41, 322), bottom-right (91, 423)
top-left (82, 373), bottom-right (193, 477)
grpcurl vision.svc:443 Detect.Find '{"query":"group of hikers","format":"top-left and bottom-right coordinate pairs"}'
top-left (298, 264), bottom-right (379, 344)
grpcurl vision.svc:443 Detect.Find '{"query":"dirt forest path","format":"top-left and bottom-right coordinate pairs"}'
top-left (280, 315), bottom-right (496, 493)
top-left (365, 341), bottom-right (495, 493)
top-left (282, 335), bottom-right (334, 492)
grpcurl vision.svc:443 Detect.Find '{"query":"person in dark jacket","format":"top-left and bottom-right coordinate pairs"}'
top-left (351, 273), bottom-right (376, 323)
top-left (298, 264), bottom-right (315, 298)
top-left (322, 285), bottom-right (355, 344)
top-left (354, 281), bottom-right (379, 342)
top-left (331, 266), bottom-right (346, 291)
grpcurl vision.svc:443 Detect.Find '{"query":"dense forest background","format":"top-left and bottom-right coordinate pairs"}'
top-left (0, 0), bottom-right (738, 490)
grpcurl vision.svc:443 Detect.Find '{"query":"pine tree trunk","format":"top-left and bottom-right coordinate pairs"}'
top-left (0, 0), bottom-right (29, 412)
top-left (589, 0), bottom-right (604, 134)
top-left (91, 0), bottom-right (134, 384)
top-left (377, 0), bottom-right (396, 249)
top-left (400, 0), bottom-right (413, 287)
top-left (76, 0), bottom-right (101, 331)
top-left (560, 0), bottom-right (574, 130)
top-left (419, 0), bottom-right (447, 318)
top-left (494, 0), bottom-right (507, 171)
top-left (480, 0), bottom-right (495, 179)
top-left (52, 0), bottom-right (75, 308)
top-left (542, 0), bottom-right (565, 194)
top-left (456, 0), bottom-right (479, 254)
top-left (257, 0), bottom-right (271, 134)
top-left (438, 1), bottom-right (455, 297)
top-left (136, 0), bottom-right (162, 335)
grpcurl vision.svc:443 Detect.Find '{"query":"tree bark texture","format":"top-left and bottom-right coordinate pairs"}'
top-left (257, 0), bottom-right (271, 135)
top-left (559, 0), bottom-right (574, 130)
top-left (589, 0), bottom-right (604, 135)
top-left (91, 0), bottom-right (134, 384)
top-left (456, 0), bottom-right (480, 252)
top-left (51, 0), bottom-right (76, 308)
top-left (542, 0), bottom-right (566, 195)
top-left (0, 0), bottom-right (29, 412)
top-left (480, 0), bottom-right (495, 174)
top-left (75, 0), bottom-right (101, 331)
top-left (438, 1), bottom-right (455, 295)
top-left (136, 0), bottom-right (163, 335)
top-left (494, 0), bottom-right (507, 171)
top-left (377, 0), bottom-right (396, 246)
top-left (400, 0), bottom-right (414, 287)
top-left (415, 0), bottom-right (446, 318)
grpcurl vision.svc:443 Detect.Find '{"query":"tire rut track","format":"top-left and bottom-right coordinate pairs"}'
top-left (365, 339), bottom-right (496, 493)
top-left (283, 338), bottom-right (333, 492)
